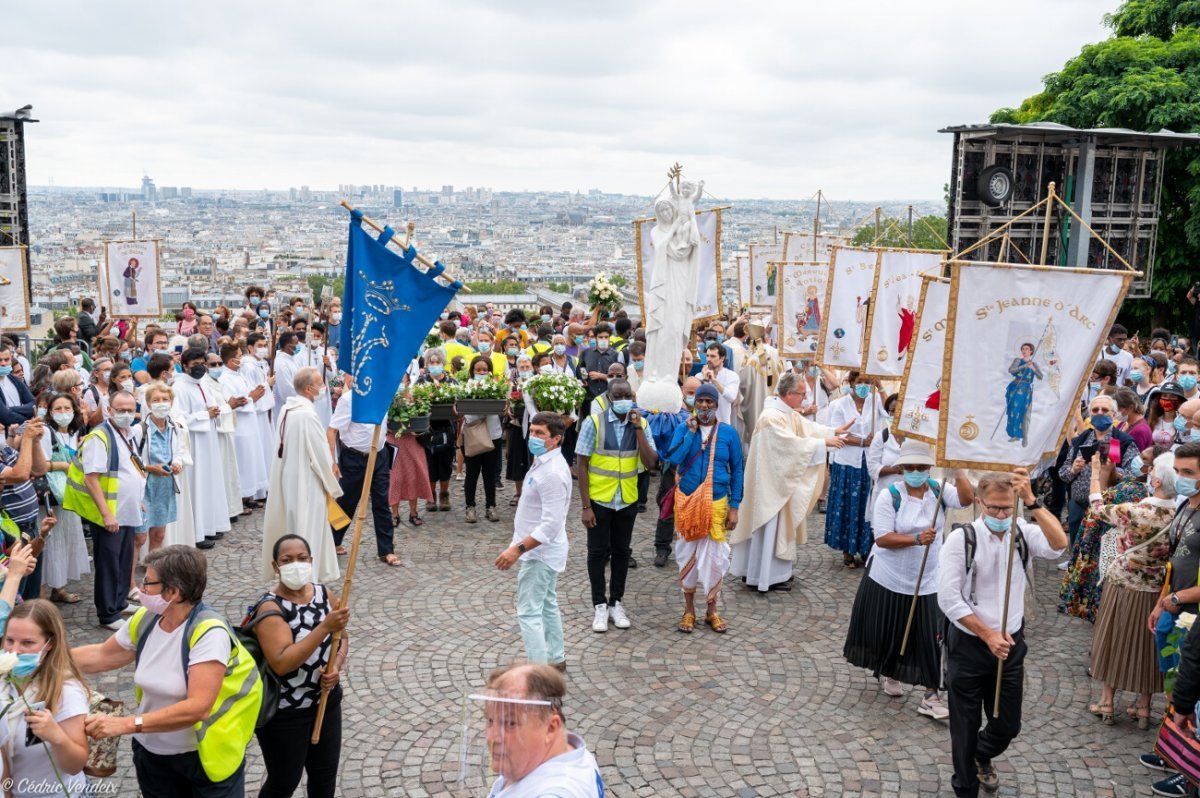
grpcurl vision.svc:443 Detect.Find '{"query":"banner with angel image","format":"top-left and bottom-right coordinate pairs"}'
top-left (937, 261), bottom-right (1132, 470)
top-left (861, 248), bottom-right (946, 377)
top-left (748, 242), bottom-right (783, 309)
top-left (893, 276), bottom-right (948, 445)
top-left (101, 240), bottom-right (162, 318)
top-left (816, 246), bottom-right (878, 369)
top-left (776, 261), bottom-right (829, 357)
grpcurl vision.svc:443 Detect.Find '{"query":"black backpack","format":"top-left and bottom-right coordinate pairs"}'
top-left (234, 597), bottom-right (286, 729)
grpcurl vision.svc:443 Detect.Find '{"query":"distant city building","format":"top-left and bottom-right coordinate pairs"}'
top-left (180, 186), bottom-right (192, 198)
top-left (141, 175), bottom-right (157, 202)
top-left (441, 185), bottom-right (453, 197)
top-left (393, 188), bottom-right (403, 209)
top-left (160, 186), bottom-right (178, 199)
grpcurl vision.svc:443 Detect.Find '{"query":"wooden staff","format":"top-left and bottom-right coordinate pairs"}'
top-left (311, 422), bottom-right (381, 743)
top-left (899, 476), bottom-right (948, 657)
top-left (1038, 183), bottom-right (1056, 266)
top-left (992, 489), bottom-right (1023, 718)
top-left (340, 201), bottom-right (471, 293)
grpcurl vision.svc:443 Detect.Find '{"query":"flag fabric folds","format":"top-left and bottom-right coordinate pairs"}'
top-left (337, 210), bottom-right (461, 424)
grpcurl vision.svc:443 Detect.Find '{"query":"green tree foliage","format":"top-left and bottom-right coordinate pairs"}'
top-left (465, 280), bottom-right (527, 294)
top-left (990, 0), bottom-right (1200, 331)
top-left (851, 215), bottom-right (949, 251)
top-left (306, 275), bottom-right (345, 303)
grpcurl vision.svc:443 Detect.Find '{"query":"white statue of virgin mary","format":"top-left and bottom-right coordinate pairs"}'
top-left (639, 178), bottom-right (704, 413)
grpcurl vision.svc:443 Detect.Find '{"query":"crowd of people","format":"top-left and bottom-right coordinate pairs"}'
top-left (0, 290), bottom-right (1199, 797)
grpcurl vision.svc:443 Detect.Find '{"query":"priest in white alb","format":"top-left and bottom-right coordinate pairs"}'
top-left (173, 346), bottom-right (231, 549)
top-left (262, 366), bottom-right (343, 584)
top-left (730, 370), bottom-right (852, 591)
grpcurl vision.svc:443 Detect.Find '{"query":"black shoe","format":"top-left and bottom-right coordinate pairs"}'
top-left (769, 580), bottom-right (793, 591)
top-left (637, 504), bottom-right (647, 513)
top-left (628, 556), bottom-right (638, 569)
top-left (654, 552), bottom-right (668, 568)
top-left (197, 540), bottom-right (215, 550)
top-left (975, 759), bottom-right (998, 794)
top-left (214, 532), bottom-right (225, 540)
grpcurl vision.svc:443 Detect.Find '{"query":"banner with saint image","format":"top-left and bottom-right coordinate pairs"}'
top-left (861, 248), bottom-right (946, 377)
top-left (816, 246), bottom-right (878, 369)
top-left (893, 276), bottom-right (948, 445)
top-left (0, 247), bottom-right (30, 331)
top-left (776, 261), bottom-right (829, 357)
top-left (101, 240), bottom-right (162, 318)
top-left (748, 242), bottom-right (783, 309)
top-left (636, 208), bottom-right (723, 323)
top-left (937, 261), bottom-right (1132, 470)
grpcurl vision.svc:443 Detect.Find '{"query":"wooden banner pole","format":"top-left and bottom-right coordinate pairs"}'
top-left (899, 477), bottom-right (947, 657)
top-left (992, 489), bottom-right (1023, 718)
top-left (1038, 183), bottom-right (1056, 266)
top-left (311, 422), bottom-right (382, 743)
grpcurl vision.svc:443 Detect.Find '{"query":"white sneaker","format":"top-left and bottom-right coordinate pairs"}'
top-left (881, 677), bottom-right (905, 697)
top-left (918, 692), bottom-right (950, 720)
top-left (592, 604), bottom-right (609, 633)
top-left (99, 619), bottom-right (127, 632)
top-left (119, 604), bottom-right (137, 616)
top-left (608, 601), bottom-right (631, 629)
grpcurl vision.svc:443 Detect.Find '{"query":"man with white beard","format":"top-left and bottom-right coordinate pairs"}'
top-left (172, 347), bottom-right (230, 549)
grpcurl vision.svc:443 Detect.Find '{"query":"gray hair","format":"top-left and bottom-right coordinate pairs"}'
top-left (424, 347), bottom-right (447, 366)
top-left (776, 371), bottom-right (803, 398)
top-left (143, 545), bottom-right (207, 604)
top-left (1154, 451), bottom-right (1179, 499)
top-left (516, 354), bottom-right (533, 366)
top-left (187, 333), bottom-right (209, 350)
top-left (109, 389), bottom-right (137, 407)
top-left (294, 366), bottom-right (322, 394)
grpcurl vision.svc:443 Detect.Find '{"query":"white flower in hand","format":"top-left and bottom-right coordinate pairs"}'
top-left (0, 651), bottom-right (19, 676)
top-left (1178, 612), bottom-right (1197, 631)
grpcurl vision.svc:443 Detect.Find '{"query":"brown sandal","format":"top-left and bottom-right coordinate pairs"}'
top-left (677, 612), bottom-right (696, 633)
top-left (439, 491), bottom-right (451, 512)
top-left (705, 611), bottom-right (728, 633)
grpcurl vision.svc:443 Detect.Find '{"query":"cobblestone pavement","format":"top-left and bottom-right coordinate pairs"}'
top-left (60, 477), bottom-right (1159, 797)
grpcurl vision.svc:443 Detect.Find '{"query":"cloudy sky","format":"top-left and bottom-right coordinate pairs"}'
top-left (7, 1), bottom-right (1115, 200)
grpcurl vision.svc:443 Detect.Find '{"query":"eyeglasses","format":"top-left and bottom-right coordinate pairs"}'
top-left (140, 579), bottom-right (163, 590)
top-left (982, 504), bottom-right (1014, 517)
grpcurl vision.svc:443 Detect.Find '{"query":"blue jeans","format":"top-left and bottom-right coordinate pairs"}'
top-left (516, 559), bottom-right (564, 665)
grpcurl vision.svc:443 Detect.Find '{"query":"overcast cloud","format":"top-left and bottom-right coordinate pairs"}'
top-left (4, 0), bottom-right (1115, 199)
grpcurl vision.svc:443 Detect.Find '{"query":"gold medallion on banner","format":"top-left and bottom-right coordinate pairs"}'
top-left (959, 415), bottom-right (979, 441)
top-left (877, 346), bottom-right (888, 362)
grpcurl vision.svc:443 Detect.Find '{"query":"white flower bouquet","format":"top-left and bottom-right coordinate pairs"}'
top-left (527, 373), bottom-right (586, 415)
top-left (587, 272), bottom-right (623, 314)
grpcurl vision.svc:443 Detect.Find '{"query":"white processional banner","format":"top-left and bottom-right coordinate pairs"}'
top-left (862, 248), bottom-right (946, 377)
top-left (781, 231), bottom-right (847, 264)
top-left (776, 261), bottom-right (829, 358)
top-left (894, 277), bottom-right (948, 445)
top-left (101, 240), bottom-right (162, 318)
top-left (938, 261), bottom-right (1132, 470)
top-left (817, 246), bottom-right (878, 369)
top-left (0, 247), bottom-right (30, 331)
top-left (636, 208), bottom-right (722, 323)
top-left (736, 254), bottom-right (750, 309)
top-left (748, 242), bottom-right (783, 309)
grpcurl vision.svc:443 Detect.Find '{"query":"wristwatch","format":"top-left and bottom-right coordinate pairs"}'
top-left (1025, 500), bottom-right (1042, 511)
top-left (517, 542), bottom-right (527, 554)
top-left (134, 715), bottom-right (144, 733)
top-left (1172, 593), bottom-right (1181, 607)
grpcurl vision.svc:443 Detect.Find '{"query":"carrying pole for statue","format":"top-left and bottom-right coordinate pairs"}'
top-left (813, 191), bottom-right (822, 258)
top-left (899, 476), bottom-right (948, 657)
top-left (1038, 183), bottom-right (1056, 266)
top-left (311, 422), bottom-right (382, 743)
top-left (992, 488), bottom-right (1023, 718)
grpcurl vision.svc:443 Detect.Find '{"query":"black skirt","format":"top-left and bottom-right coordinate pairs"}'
top-left (506, 423), bottom-right (530, 481)
top-left (843, 569), bottom-right (944, 688)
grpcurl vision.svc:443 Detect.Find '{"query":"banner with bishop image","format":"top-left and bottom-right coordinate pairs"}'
top-left (0, 247), bottom-right (30, 331)
top-left (748, 242), bottom-right (783, 309)
top-left (636, 208), bottom-right (723, 323)
top-left (101, 240), bottom-right (162, 318)
top-left (893, 276), bottom-right (948, 445)
top-left (816, 246), bottom-right (878, 369)
top-left (776, 261), bottom-right (829, 357)
top-left (861, 248), bottom-right (946, 377)
top-left (937, 261), bottom-right (1132, 470)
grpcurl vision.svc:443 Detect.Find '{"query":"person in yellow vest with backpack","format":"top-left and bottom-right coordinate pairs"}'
top-left (74, 545), bottom-right (263, 797)
top-left (575, 379), bottom-right (657, 633)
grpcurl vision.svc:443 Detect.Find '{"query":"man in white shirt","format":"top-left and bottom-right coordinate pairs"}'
top-left (479, 664), bottom-right (604, 798)
top-left (495, 412), bottom-right (573, 671)
top-left (700, 342), bottom-right (740, 425)
top-left (328, 385), bottom-right (397, 567)
top-left (1098, 323), bottom-right (1134, 386)
top-left (937, 468), bottom-right (1066, 797)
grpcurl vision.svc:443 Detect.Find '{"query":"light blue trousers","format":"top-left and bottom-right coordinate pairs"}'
top-left (516, 559), bottom-right (565, 665)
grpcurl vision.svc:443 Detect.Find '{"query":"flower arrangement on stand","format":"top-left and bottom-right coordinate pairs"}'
top-left (526, 373), bottom-right (586, 417)
top-left (412, 381), bottom-right (463, 421)
top-left (587, 272), bottom-right (623, 315)
top-left (457, 374), bottom-right (510, 415)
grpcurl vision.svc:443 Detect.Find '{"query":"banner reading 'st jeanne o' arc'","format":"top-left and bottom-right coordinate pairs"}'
top-left (937, 261), bottom-right (1132, 471)
top-left (861, 248), bottom-right (946, 378)
top-left (894, 276), bottom-right (949, 445)
top-left (776, 261), bottom-right (829, 357)
top-left (817, 246), bottom-right (878, 369)
top-left (636, 208), bottom-right (723, 323)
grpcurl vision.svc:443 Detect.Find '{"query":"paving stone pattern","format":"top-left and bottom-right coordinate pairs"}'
top-left (62, 478), bottom-right (1158, 796)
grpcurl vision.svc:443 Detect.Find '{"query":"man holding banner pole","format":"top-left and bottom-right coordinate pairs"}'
top-left (937, 469), bottom-right (1066, 797)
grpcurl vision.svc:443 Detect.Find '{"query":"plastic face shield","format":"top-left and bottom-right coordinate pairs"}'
top-left (458, 691), bottom-right (557, 789)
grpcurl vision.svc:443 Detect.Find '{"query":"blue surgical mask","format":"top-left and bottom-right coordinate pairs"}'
top-left (1130, 370), bottom-right (1145, 384)
top-left (588, 340), bottom-right (598, 349)
top-left (429, 365), bottom-right (444, 377)
top-left (0, 366), bottom-right (12, 378)
top-left (1088, 381), bottom-right (1101, 393)
top-left (902, 470), bottom-right (928, 488)
top-left (716, 334), bottom-right (725, 343)
top-left (553, 344), bottom-right (566, 356)
top-left (1130, 455), bottom-right (1145, 475)
top-left (633, 360), bottom-right (644, 371)
top-left (209, 367), bottom-right (223, 379)
top-left (507, 347), bottom-right (518, 357)
top-left (1176, 475), bottom-right (1199, 498)
top-left (1190, 429), bottom-right (1200, 443)
top-left (983, 514), bottom-right (1013, 533)
top-left (528, 437), bottom-right (548, 457)
top-left (12, 643), bottom-right (47, 678)
top-left (684, 395), bottom-right (696, 408)
top-left (854, 384), bottom-right (870, 399)
top-left (612, 399), bottom-right (634, 415)
top-left (478, 342), bottom-right (492, 355)
top-left (473, 374), bottom-right (488, 382)
top-left (1175, 415), bottom-right (1188, 432)
top-left (259, 308), bottom-right (270, 318)
top-left (1090, 414), bottom-right (1113, 432)
top-left (1181, 375), bottom-right (1198, 391)
top-left (808, 366), bottom-right (820, 378)
top-left (541, 314), bottom-right (551, 323)
top-left (574, 336), bottom-right (584, 346)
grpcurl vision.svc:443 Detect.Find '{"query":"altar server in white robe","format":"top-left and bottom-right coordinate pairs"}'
top-left (262, 366), bottom-right (343, 584)
top-left (204, 351), bottom-right (242, 521)
top-left (218, 342), bottom-right (269, 502)
top-left (241, 331), bottom-right (276, 477)
top-left (730, 371), bottom-right (853, 591)
top-left (161, 405), bottom-right (196, 550)
top-left (273, 331), bottom-right (301, 430)
top-left (173, 347), bottom-right (231, 548)
top-left (293, 322), bottom-right (333, 428)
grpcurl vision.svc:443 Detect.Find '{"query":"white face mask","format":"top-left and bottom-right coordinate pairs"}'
top-left (118, 379), bottom-right (134, 392)
top-left (51, 411), bottom-right (74, 428)
top-left (278, 561), bottom-right (313, 590)
top-left (255, 347), bottom-right (268, 359)
top-left (151, 402), bottom-right (171, 419)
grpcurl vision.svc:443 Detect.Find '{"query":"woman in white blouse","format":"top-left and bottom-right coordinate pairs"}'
top-left (843, 440), bottom-right (973, 720)
top-left (823, 372), bottom-right (888, 568)
top-left (866, 393), bottom-right (906, 524)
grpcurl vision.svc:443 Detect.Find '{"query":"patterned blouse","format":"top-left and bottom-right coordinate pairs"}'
top-left (261, 583), bottom-right (335, 710)
top-left (1091, 497), bottom-right (1176, 592)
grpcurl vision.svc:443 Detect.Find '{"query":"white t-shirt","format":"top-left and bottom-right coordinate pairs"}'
top-left (80, 424), bottom-right (146, 528)
top-left (1100, 347), bottom-right (1134, 386)
top-left (8, 680), bottom-right (88, 798)
top-left (486, 733), bottom-right (604, 798)
top-left (116, 615), bottom-right (232, 755)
